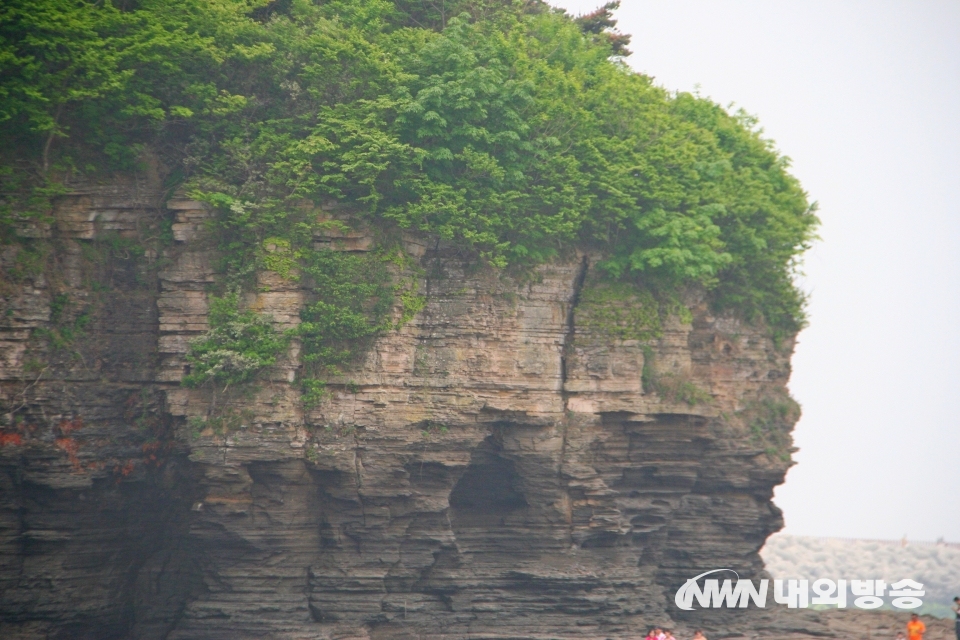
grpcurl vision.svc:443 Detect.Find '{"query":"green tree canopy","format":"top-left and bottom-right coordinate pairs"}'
top-left (0, 0), bottom-right (818, 334)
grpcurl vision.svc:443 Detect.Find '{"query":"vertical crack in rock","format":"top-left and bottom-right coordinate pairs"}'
top-left (560, 254), bottom-right (589, 401)
top-left (558, 255), bottom-right (588, 540)
top-left (353, 430), bottom-right (366, 529)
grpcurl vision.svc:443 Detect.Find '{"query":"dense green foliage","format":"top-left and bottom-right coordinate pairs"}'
top-left (1, 0), bottom-right (817, 352)
top-left (183, 292), bottom-right (289, 389)
top-left (297, 247), bottom-right (397, 405)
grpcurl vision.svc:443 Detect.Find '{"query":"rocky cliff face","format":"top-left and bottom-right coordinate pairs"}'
top-left (1, 181), bottom-right (802, 639)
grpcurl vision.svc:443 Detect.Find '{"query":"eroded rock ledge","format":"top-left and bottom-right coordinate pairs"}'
top-left (2, 182), bottom-right (803, 639)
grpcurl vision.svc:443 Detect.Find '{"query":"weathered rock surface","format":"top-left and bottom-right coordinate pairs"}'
top-left (0, 180), bottom-right (859, 639)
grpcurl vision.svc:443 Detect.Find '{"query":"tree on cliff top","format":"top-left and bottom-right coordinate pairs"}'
top-left (573, 1), bottom-right (631, 56)
top-left (0, 0), bottom-right (818, 336)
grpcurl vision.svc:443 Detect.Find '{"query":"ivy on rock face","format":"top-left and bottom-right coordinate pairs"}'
top-left (2, 0), bottom-right (818, 347)
top-left (183, 293), bottom-right (289, 390)
top-left (296, 247), bottom-right (396, 407)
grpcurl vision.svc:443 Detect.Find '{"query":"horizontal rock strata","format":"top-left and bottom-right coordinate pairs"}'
top-left (1, 181), bottom-right (816, 639)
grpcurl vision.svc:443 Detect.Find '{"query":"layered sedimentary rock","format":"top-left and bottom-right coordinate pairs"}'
top-left (2, 181), bottom-right (804, 639)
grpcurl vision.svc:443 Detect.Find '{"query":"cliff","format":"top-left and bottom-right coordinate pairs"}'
top-left (1, 180), bottom-right (805, 639)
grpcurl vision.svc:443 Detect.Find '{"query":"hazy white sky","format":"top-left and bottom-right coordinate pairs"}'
top-left (549, 0), bottom-right (960, 541)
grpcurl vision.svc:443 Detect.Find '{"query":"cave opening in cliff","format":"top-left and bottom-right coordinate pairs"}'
top-left (448, 434), bottom-right (528, 525)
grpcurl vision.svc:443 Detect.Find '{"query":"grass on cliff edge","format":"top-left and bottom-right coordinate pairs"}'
top-left (0, 0), bottom-right (818, 343)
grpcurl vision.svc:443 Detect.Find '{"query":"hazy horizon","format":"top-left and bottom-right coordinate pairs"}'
top-left (548, 0), bottom-right (960, 542)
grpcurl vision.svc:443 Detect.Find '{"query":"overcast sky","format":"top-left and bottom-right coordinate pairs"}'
top-left (549, 0), bottom-right (960, 542)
